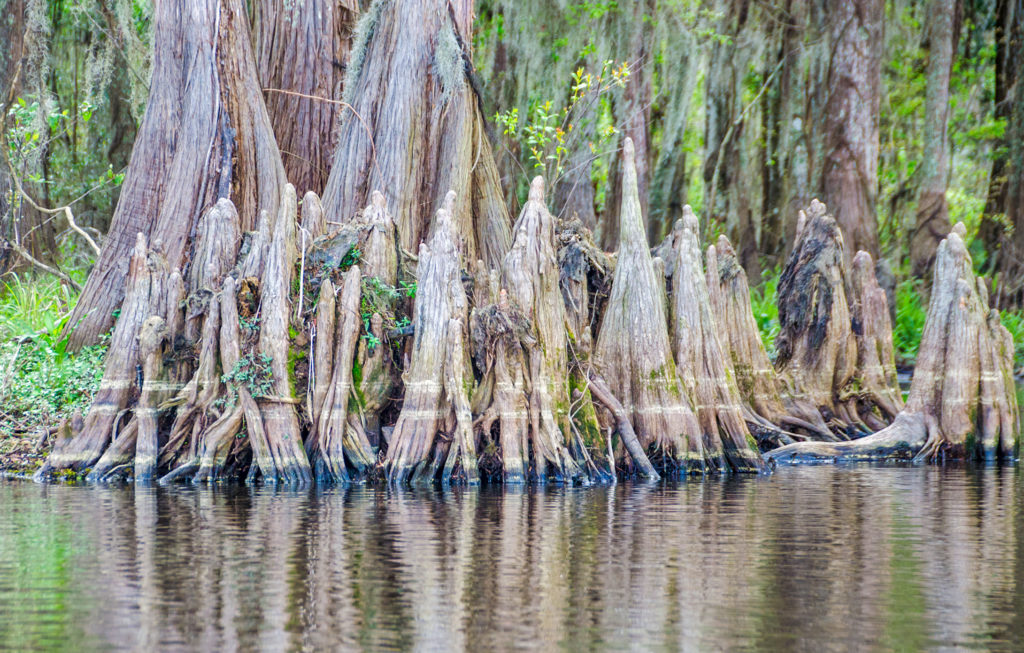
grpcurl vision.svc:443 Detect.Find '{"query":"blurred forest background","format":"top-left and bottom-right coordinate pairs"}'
top-left (0, 0), bottom-right (1021, 439)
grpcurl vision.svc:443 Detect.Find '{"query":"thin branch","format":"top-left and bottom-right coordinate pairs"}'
top-left (262, 87), bottom-right (381, 189)
top-left (5, 239), bottom-right (82, 292)
top-left (5, 158), bottom-right (102, 258)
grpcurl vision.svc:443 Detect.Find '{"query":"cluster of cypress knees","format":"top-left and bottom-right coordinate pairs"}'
top-left (34, 139), bottom-right (1019, 486)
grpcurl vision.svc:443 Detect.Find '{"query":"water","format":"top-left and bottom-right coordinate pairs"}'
top-left (1, 465), bottom-right (1022, 652)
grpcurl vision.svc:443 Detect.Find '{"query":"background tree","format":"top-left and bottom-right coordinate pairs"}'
top-left (980, 0), bottom-right (1024, 307)
top-left (909, 0), bottom-right (959, 277)
top-left (811, 0), bottom-right (884, 261)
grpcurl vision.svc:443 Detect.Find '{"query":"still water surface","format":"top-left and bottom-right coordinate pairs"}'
top-left (1, 465), bottom-right (1023, 652)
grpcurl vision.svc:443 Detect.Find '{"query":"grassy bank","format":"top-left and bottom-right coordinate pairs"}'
top-left (0, 274), bottom-right (106, 474)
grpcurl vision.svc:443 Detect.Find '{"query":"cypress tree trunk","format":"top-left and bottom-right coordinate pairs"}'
top-left (64, 0), bottom-right (286, 350)
top-left (0, 0), bottom-right (26, 258)
top-left (813, 0), bottom-right (883, 261)
top-left (775, 199), bottom-right (903, 438)
top-left (320, 0), bottom-right (512, 270)
top-left (910, 0), bottom-right (957, 278)
top-left (768, 223), bottom-right (1019, 463)
top-left (38, 0), bottom-right (296, 480)
top-left (255, 0), bottom-right (359, 196)
top-left (596, 138), bottom-right (754, 473)
top-left (707, 234), bottom-right (832, 442)
top-left (600, 0), bottom-right (654, 251)
top-left (980, 0), bottom-right (1024, 307)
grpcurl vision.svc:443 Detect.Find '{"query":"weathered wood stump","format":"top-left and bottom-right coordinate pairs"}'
top-left (594, 138), bottom-right (707, 473)
top-left (847, 250), bottom-right (905, 430)
top-left (470, 178), bottom-right (604, 482)
top-left (767, 224), bottom-right (1019, 463)
top-left (775, 199), bottom-right (904, 438)
top-left (666, 207), bottom-right (766, 471)
top-left (706, 234), bottom-right (833, 442)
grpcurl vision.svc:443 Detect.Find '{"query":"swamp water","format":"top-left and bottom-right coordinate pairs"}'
top-left (1, 465), bottom-right (1024, 652)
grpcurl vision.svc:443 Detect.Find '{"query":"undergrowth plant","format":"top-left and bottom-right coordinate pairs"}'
top-left (0, 274), bottom-right (106, 438)
top-left (750, 268), bottom-right (780, 358)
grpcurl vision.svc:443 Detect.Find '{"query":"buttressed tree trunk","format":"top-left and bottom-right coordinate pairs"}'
top-left (320, 0), bottom-right (512, 270)
top-left (665, 206), bottom-right (767, 468)
top-left (910, 0), bottom-right (956, 278)
top-left (816, 0), bottom-right (883, 261)
top-left (256, 0), bottom-right (359, 196)
top-left (706, 234), bottom-right (832, 442)
top-left (64, 0), bottom-right (286, 350)
top-left (384, 192), bottom-right (478, 485)
top-left (38, 0), bottom-right (294, 480)
top-left (768, 223), bottom-right (1019, 463)
top-left (775, 200), bottom-right (903, 438)
top-left (595, 138), bottom-right (757, 473)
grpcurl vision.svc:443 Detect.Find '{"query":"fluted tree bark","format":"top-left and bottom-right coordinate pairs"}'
top-left (255, 0), bottom-right (359, 196)
top-left (320, 0), bottom-right (512, 270)
top-left (63, 0), bottom-right (286, 350)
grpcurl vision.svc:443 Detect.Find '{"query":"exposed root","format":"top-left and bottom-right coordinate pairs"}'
top-left (768, 224), bottom-right (1019, 463)
top-left (37, 235), bottom-right (174, 478)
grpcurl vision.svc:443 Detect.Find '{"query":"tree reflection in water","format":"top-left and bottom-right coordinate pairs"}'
top-left (0, 466), bottom-right (1022, 651)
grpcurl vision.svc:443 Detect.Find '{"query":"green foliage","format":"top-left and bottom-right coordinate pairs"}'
top-left (222, 352), bottom-right (274, 399)
top-left (493, 60), bottom-right (628, 184)
top-left (359, 276), bottom-right (413, 351)
top-left (750, 268), bottom-right (780, 358)
top-left (999, 310), bottom-right (1024, 376)
top-left (341, 246), bottom-right (362, 270)
top-left (892, 279), bottom-right (928, 368)
top-left (0, 274), bottom-right (105, 438)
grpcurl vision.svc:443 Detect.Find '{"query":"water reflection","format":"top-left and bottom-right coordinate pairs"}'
top-left (1, 466), bottom-right (1022, 651)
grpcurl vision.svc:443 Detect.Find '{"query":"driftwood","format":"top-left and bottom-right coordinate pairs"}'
top-left (768, 224), bottom-right (1019, 463)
